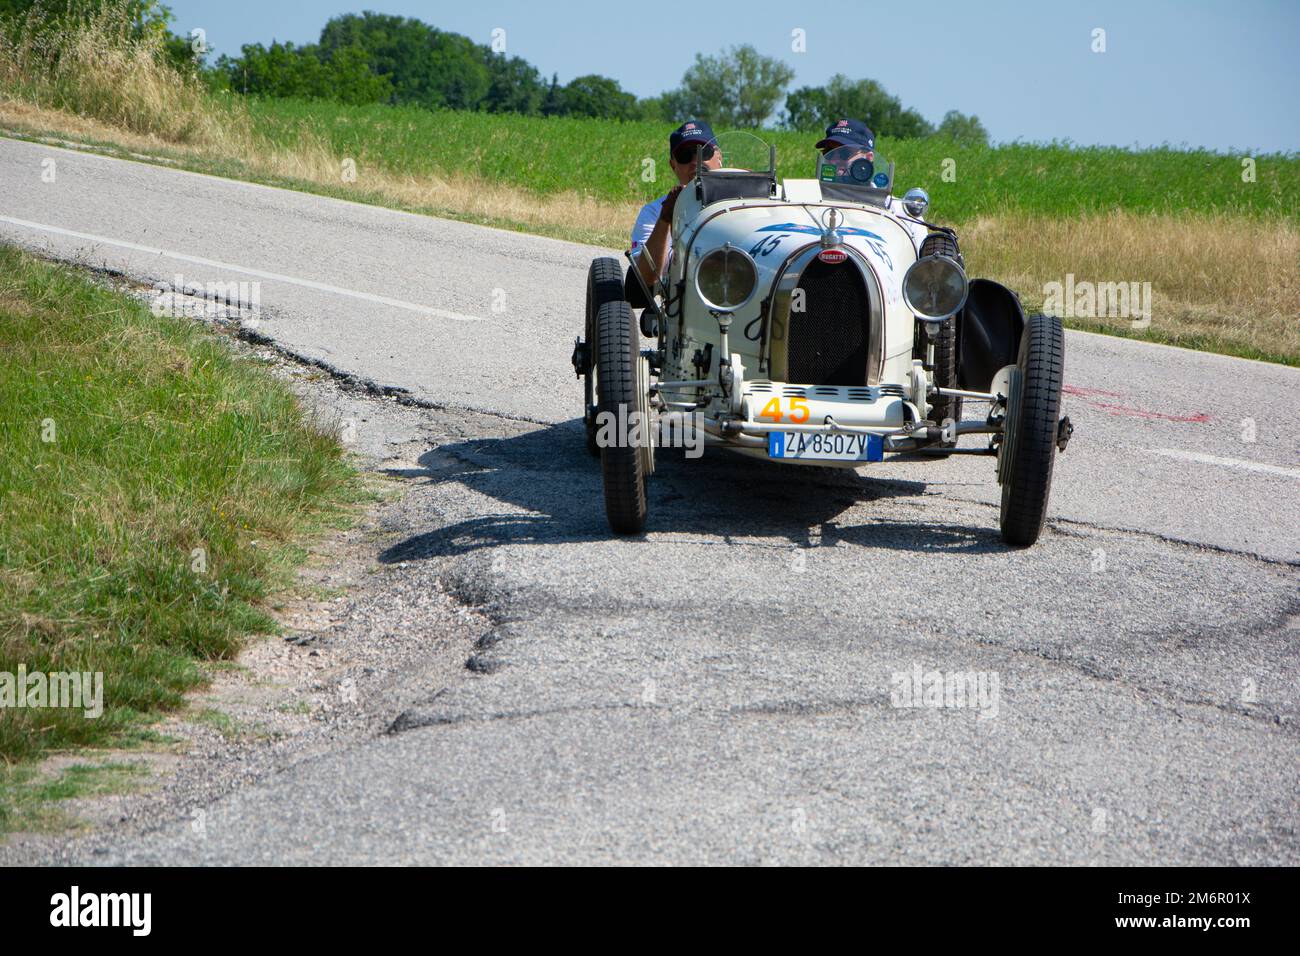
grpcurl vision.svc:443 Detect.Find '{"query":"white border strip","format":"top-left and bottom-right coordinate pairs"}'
top-left (0, 215), bottom-right (483, 322)
top-left (1152, 448), bottom-right (1300, 480)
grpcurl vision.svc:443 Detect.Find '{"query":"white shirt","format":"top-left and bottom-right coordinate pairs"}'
top-left (630, 193), bottom-right (671, 278)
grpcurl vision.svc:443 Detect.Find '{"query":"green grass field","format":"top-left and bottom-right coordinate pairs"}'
top-left (248, 97), bottom-right (1299, 219)
top-left (0, 246), bottom-right (361, 765)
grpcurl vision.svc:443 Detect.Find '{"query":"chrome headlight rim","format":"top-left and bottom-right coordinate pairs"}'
top-left (693, 243), bottom-right (759, 313)
top-left (902, 253), bottom-right (969, 320)
top-left (902, 187), bottom-right (930, 218)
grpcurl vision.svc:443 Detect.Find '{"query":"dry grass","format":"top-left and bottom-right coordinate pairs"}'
top-left (0, 96), bottom-right (639, 245)
top-left (963, 211), bottom-right (1300, 361)
top-left (0, 2), bottom-right (232, 143)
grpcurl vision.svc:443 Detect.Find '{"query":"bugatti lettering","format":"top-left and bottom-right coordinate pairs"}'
top-left (580, 130), bottom-right (1069, 544)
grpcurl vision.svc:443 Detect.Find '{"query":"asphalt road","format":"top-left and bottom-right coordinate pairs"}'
top-left (3, 136), bottom-right (1297, 864)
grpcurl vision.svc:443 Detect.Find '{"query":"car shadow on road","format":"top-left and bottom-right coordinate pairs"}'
top-left (378, 419), bottom-right (1007, 563)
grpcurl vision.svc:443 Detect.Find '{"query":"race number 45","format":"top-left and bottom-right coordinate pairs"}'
top-left (758, 396), bottom-right (810, 423)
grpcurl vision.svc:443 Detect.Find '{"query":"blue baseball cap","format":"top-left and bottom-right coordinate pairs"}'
top-left (669, 120), bottom-right (716, 153)
top-left (816, 118), bottom-right (875, 151)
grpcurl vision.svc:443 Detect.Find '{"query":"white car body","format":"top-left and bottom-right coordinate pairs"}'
top-left (577, 133), bottom-right (1070, 544)
top-left (663, 178), bottom-right (929, 450)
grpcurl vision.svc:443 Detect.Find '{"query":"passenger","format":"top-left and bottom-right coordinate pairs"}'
top-left (631, 120), bottom-right (721, 287)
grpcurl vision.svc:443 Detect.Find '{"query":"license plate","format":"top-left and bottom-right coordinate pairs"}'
top-left (768, 431), bottom-right (883, 462)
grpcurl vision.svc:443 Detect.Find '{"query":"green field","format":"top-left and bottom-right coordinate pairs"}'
top-left (248, 97), bottom-right (1300, 219)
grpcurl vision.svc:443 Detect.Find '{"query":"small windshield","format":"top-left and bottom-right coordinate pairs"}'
top-left (694, 131), bottom-right (776, 205)
top-left (701, 130), bottom-right (774, 174)
top-left (816, 143), bottom-right (893, 193)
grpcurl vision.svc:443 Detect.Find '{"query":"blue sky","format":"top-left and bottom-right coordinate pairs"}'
top-left (166, 0), bottom-right (1299, 153)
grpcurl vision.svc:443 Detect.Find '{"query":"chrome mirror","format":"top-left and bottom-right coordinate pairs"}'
top-left (902, 187), bottom-right (930, 218)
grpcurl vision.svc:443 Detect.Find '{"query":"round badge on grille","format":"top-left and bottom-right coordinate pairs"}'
top-left (817, 248), bottom-right (848, 264)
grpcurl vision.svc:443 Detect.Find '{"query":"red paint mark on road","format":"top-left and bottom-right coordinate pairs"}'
top-left (1063, 383), bottom-right (1211, 424)
top-left (1088, 402), bottom-right (1211, 424)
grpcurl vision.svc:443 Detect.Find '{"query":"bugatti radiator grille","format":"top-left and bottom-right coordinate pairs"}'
top-left (788, 258), bottom-right (871, 386)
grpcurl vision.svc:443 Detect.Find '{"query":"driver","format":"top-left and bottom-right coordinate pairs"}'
top-left (816, 118), bottom-right (876, 179)
top-left (631, 120), bottom-right (722, 287)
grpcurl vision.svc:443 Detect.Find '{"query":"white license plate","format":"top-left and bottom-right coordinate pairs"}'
top-left (768, 431), bottom-right (884, 462)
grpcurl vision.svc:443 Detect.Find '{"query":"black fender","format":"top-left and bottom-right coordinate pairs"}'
top-left (957, 278), bottom-right (1026, 392)
top-left (624, 265), bottom-right (650, 311)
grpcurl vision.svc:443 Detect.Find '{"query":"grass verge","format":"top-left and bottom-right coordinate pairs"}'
top-left (0, 761), bottom-right (151, 834)
top-left (0, 245), bottom-right (362, 774)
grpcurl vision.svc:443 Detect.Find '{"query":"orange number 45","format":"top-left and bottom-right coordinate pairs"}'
top-left (758, 396), bottom-right (810, 424)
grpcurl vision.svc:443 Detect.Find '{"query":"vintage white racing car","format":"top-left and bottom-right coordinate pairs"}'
top-left (571, 132), bottom-right (1072, 545)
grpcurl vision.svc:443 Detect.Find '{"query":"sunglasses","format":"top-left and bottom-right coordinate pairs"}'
top-left (673, 143), bottom-right (717, 165)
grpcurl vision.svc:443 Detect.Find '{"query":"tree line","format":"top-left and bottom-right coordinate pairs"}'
top-left (0, 2), bottom-right (989, 143)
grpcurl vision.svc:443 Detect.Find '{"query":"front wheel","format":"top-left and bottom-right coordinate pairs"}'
top-left (596, 299), bottom-right (652, 534)
top-left (584, 257), bottom-right (625, 457)
top-left (998, 313), bottom-right (1064, 546)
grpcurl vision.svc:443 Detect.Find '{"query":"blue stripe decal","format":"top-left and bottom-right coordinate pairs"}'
top-left (756, 222), bottom-right (886, 243)
top-left (755, 223), bottom-right (893, 271)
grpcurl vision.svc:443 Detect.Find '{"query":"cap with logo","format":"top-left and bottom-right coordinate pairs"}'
top-left (815, 118), bottom-right (875, 151)
top-left (669, 119), bottom-right (717, 152)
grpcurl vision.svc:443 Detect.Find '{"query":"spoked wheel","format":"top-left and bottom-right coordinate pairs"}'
top-left (583, 257), bottom-right (625, 457)
top-left (596, 299), bottom-right (652, 534)
top-left (997, 313), bottom-right (1064, 546)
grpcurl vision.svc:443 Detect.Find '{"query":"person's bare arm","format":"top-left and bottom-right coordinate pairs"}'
top-left (635, 185), bottom-right (682, 288)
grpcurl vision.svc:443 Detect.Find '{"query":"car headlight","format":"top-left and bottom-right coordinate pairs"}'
top-left (902, 254), bottom-right (968, 319)
top-left (695, 244), bottom-right (758, 312)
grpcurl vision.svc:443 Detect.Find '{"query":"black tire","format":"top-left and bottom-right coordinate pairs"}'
top-left (928, 317), bottom-right (962, 438)
top-left (998, 313), bottom-right (1064, 546)
top-left (596, 299), bottom-right (649, 534)
top-left (914, 234), bottom-right (963, 438)
top-left (918, 231), bottom-right (964, 269)
top-left (584, 257), bottom-right (624, 457)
